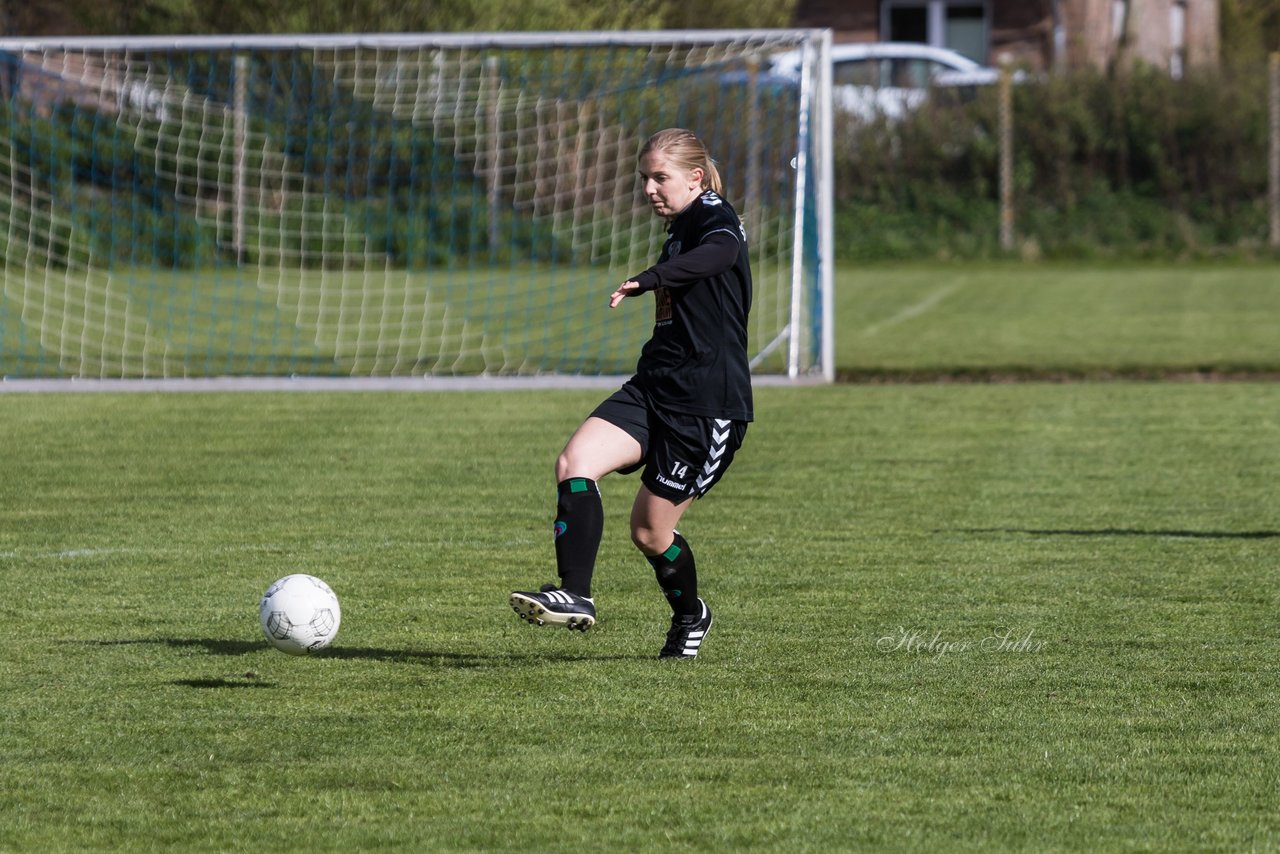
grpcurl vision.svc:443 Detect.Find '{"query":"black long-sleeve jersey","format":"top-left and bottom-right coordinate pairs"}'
top-left (628, 190), bottom-right (754, 422)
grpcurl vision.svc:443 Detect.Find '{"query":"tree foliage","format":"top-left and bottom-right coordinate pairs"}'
top-left (6, 0), bottom-right (799, 36)
top-left (836, 60), bottom-right (1275, 260)
top-left (1220, 0), bottom-right (1280, 65)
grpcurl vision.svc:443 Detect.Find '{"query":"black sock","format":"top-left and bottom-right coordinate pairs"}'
top-left (646, 531), bottom-right (699, 617)
top-left (554, 477), bottom-right (602, 597)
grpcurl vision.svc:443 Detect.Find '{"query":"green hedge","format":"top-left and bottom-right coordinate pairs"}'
top-left (835, 63), bottom-right (1276, 261)
top-left (7, 60), bottom-right (1275, 268)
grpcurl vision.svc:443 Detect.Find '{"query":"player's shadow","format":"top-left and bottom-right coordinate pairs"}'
top-left (953, 527), bottom-right (1280, 539)
top-left (79, 637), bottom-right (266, 656)
top-left (78, 637), bottom-right (646, 668)
top-left (321, 646), bottom-right (647, 665)
top-left (174, 676), bottom-right (278, 689)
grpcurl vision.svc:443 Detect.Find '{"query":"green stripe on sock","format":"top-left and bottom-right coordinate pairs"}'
top-left (663, 543), bottom-right (682, 562)
top-left (569, 478), bottom-right (589, 494)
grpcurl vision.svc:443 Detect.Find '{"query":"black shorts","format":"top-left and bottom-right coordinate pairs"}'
top-left (590, 381), bottom-right (748, 503)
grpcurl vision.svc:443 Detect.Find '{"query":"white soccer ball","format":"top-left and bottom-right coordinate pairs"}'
top-left (258, 574), bottom-right (341, 655)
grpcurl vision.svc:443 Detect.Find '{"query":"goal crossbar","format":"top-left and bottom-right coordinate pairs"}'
top-left (0, 30), bottom-right (830, 51)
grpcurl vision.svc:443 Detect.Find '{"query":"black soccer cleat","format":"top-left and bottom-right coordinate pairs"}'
top-left (510, 584), bottom-right (597, 631)
top-left (659, 598), bottom-right (712, 659)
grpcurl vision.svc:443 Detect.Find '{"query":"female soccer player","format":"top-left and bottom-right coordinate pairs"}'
top-left (510, 128), bottom-right (753, 659)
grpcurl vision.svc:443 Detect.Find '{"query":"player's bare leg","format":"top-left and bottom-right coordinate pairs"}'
top-left (556, 417), bottom-right (642, 482)
top-left (629, 485), bottom-right (693, 556)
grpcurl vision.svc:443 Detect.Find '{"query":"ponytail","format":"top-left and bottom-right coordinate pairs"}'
top-left (702, 159), bottom-right (723, 195)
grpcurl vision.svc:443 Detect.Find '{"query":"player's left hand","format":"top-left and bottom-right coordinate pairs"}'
top-left (609, 281), bottom-right (642, 309)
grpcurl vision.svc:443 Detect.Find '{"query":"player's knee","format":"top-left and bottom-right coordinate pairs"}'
top-left (557, 443), bottom-right (599, 481)
top-left (630, 523), bottom-right (668, 555)
top-left (554, 451), bottom-right (573, 482)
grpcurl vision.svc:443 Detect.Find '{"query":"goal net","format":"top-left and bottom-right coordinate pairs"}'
top-left (0, 31), bottom-right (833, 383)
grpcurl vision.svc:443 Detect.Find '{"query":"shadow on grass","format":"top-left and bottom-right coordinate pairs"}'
top-left (174, 676), bottom-right (278, 689)
top-left (954, 527), bottom-right (1280, 540)
top-left (74, 637), bottom-right (648, 667)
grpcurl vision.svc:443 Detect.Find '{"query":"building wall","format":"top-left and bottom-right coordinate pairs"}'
top-left (1060, 0), bottom-right (1113, 69)
top-left (1106, 0), bottom-right (1219, 75)
top-left (1184, 0), bottom-right (1219, 68)
top-left (792, 1), bottom-right (879, 43)
top-left (990, 3), bottom-right (1057, 69)
top-left (792, 0), bottom-right (1218, 72)
top-left (1126, 0), bottom-right (1173, 71)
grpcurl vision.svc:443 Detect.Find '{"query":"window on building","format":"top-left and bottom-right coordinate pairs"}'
top-left (886, 4), bottom-right (928, 43)
top-left (945, 6), bottom-right (986, 64)
top-left (1170, 0), bottom-right (1187, 78)
top-left (882, 1), bottom-right (988, 64)
top-left (1111, 0), bottom-right (1129, 45)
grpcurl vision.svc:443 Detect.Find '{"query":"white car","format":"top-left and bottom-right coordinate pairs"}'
top-left (768, 42), bottom-right (1004, 121)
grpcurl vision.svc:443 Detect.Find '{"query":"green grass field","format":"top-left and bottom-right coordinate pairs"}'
top-left (5, 261), bottom-right (1277, 381)
top-left (839, 262), bottom-right (1280, 377)
top-left (0, 260), bottom-right (801, 378)
top-left (3, 262), bottom-right (1280, 850)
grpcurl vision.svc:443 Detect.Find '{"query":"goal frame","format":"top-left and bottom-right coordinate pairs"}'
top-left (0, 30), bottom-right (835, 390)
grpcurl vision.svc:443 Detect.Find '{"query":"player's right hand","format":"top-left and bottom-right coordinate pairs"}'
top-left (609, 281), bottom-right (642, 309)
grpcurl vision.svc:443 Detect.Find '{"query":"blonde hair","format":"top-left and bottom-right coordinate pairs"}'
top-left (639, 128), bottom-right (723, 195)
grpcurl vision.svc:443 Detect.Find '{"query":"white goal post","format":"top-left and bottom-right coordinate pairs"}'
top-left (0, 30), bottom-right (833, 385)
